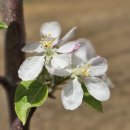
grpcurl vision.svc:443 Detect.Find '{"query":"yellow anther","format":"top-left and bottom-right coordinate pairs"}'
top-left (40, 34), bottom-right (56, 49)
top-left (73, 64), bottom-right (91, 77)
top-left (43, 41), bottom-right (52, 48)
top-left (81, 68), bottom-right (89, 77)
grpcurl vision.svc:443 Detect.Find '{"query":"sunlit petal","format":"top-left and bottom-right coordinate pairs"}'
top-left (57, 40), bottom-right (81, 54)
top-left (84, 77), bottom-right (110, 101)
top-left (18, 56), bottom-right (45, 81)
top-left (51, 54), bottom-right (70, 69)
top-left (40, 21), bottom-right (61, 39)
top-left (61, 78), bottom-right (83, 110)
top-left (88, 56), bottom-right (108, 76)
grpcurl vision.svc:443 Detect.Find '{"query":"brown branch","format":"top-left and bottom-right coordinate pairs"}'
top-left (0, 76), bottom-right (8, 87)
top-left (2, 0), bottom-right (36, 130)
top-left (0, 76), bottom-right (14, 91)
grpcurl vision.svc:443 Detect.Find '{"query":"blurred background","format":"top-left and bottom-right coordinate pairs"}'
top-left (0, 0), bottom-right (130, 129)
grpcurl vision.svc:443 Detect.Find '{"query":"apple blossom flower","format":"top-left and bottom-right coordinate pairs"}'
top-left (18, 21), bottom-right (81, 81)
top-left (69, 38), bottom-right (114, 88)
top-left (60, 56), bottom-right (110, 110)
top-left (49, 39), bottom-right (110, 110)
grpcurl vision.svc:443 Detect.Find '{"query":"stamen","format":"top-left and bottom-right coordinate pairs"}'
top-left (72, 64), bottom-right (90, 77)
top-left (40, 33), bottom-right (56, 48)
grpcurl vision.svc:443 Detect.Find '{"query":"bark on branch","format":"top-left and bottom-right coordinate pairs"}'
top-left (0, 76), bottom-right (9, 88)
top-left (1, 0), bottom-right (35, 130)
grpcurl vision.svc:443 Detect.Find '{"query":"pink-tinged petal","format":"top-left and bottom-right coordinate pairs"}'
top-left (88, 56), bottom-right (108, 76)
top-left (70, 39), bottom-right (96, 66)
top-left (22, 43), bottom-right (44, 53)
top-left (57, 40), bottom-right (81, 54)
top-left (61, 78), bottom-right (83, 110)
top-left (18, 56), bottom-right (45, 81)
top-left (84, 77), bottom-right (110, 101)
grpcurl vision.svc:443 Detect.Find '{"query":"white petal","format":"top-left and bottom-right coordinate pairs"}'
top-left (61, 78), bottom-right (83, 110)
top-left (57, 40), bottom-right (81, 54)
top-left (53, 68), bottom-right (71, 77)
top-left (51, 54), bottom-right (70, 69)
top-left (84, 77), bottom-right (110, 101)
top-left (70, 39), bottom-right (96, 66)
top-left (102, 74), bottom-right (115, 88)
top-left (46, 64), bottom-right (71, 77)
top-left (45, 64), bottom-right (55, 75)
top-left (40, 21), bottom-right (61, 38)
top-left (18, 56), bottom-right (45, 81)
top-left (22, 43), bottom-right (44, 53)
top-left (60, 27), bottom-right (77, 44)
top-left (88, 56), bottom-right (108, 76)
top-left (84, 39), bottom-right (96, 60)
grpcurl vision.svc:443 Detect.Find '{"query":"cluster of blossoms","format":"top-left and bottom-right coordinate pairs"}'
top-left (18, 21), bottom-right (111, 110)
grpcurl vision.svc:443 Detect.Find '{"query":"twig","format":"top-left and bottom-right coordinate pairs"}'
top-left (0, 75), bottom-right (13, 90)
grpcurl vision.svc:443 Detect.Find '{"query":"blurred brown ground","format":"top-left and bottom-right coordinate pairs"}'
top-left (0, 0), bottom-right (130, 130)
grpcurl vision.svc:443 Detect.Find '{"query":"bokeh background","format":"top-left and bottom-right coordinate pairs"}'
top-left (0, 0), bottom-right (130, 129)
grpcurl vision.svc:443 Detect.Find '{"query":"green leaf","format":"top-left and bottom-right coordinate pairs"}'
top-left (15, 80), bottom-right (48, 125)
top-left (0, 22), bottom-right (8, 29)
top-left (82, 85), bottom-right (103, 112)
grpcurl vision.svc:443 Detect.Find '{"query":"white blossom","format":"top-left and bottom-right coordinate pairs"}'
top-left (52, 42), bottom-right (110, 110)
top-left (18, 21), bottom-right (111, 111)
top-left (61, 78), bottom-right (83, 110)
top-left (70, 39), bottom-right (114, 88)
top-left (18, 21), bottom-right (81, 81)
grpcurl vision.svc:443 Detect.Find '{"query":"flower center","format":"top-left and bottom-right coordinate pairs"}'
top-left (72, 64), bottom-right (90, 77)
top-left (40, 33), bottom-right (56, 49)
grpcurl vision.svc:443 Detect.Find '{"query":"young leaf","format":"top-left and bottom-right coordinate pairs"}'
top-left (0, 22), bottom-right (8, 29)
top-left (15, 80), bottom-right (48, 125)
top-left (82, 85), bottom-right (103, 112)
